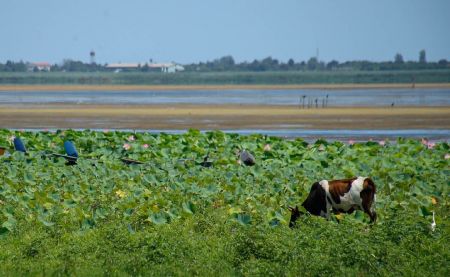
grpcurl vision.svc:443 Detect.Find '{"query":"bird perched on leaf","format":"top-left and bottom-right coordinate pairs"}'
top-left (13, 137), bottom-right (27, 153)
top-left (199, 153), bottom-right (213, 168)
top-left (63, 141), bottom-right (79, 165)
top-left (51, 141), bottom-right (78, 165)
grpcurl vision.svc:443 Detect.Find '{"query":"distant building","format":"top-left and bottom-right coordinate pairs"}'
top-left (106, 62), bottom-right (184, 73)
top-left (105, 63), bottom-right (141, 72)
top-left (149, 63), bottom-right (184, 73)
top-left (27, 62), bottom-right (51, 71)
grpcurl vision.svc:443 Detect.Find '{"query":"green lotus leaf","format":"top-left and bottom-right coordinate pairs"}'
top-left (1, 216), bottom-right (17, 231)
top-left (150, 212), bottom-right (167, 225)
top-left (182, 201), bottom-right (196, 214)
top-left (235, 213), bottom-right (252, 225)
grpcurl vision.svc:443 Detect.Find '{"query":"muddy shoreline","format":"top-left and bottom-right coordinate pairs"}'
top-left (1, 103), bottom-right (449, 130)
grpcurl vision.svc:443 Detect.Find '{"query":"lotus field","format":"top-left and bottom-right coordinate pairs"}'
top-left (0, 129), bottom-right (449, 276)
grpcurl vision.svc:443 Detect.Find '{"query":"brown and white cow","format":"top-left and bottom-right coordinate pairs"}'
top-left (289, 177), bottom-right (377, 227)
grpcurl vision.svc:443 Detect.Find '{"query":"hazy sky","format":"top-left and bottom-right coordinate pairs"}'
top-left (1, 0), bottom-right (449, 64)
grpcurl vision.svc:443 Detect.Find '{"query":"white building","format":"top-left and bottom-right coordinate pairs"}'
top-left (149, 63), bottom-right (184, 73)
top-left (105, 63), bottom-right (141, 72)
top-left (106, 62), bottom-right (184, 73)
top-left (27, 62), bottom-right (51, 71)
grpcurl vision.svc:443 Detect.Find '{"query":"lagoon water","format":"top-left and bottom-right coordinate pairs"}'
top-left (2, 88), bottom-right (449, 141)
top-left (14, 128), bottom-right (450, 142)
top-left (2, 88), bottom-right (450, 106)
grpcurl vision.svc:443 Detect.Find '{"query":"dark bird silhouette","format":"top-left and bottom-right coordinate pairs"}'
top-left (120, 157), bottom-right (145, 165)
top-left (199, 153), bottom-right (213, 168)
top-left (13, 137), bottom-right (27, 153)
top-left (240, 150), bottom-right (255, 166)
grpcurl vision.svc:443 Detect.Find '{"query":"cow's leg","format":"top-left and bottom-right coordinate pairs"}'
top-left (361, 178), bottom-right (377, 223)
top-left (302, 182), bottom-right (327, 216)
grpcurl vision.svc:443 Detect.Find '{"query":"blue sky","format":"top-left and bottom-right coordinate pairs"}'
top-left (1, 0), bottom-right (449, 64)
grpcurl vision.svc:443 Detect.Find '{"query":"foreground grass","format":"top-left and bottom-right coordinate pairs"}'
top-left (0, 130), bottom-right (449, 276)
top-left (1, 210), bottom-right (448, 276)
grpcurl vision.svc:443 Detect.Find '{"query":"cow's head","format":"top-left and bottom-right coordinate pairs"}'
top-left (288, 206), bottom-right (303, 228)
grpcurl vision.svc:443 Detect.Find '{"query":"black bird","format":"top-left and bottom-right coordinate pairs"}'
top-left (239, 150), bottom-right (255, 166)
top-left (199, 153), bottom-right (213, 168)
top-left (120, 157), bottom-right (145, 165)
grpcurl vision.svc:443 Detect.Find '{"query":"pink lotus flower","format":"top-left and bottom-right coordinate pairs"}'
top-left (263, 144), bottom-right (271, 151)
top-left (348, 140), bottom-right (355, 145)
top-left (445, 154), bottom-right (450, 160)
top-left (379, 140), bottom-right (386, 146)
top-left (143, 144), bottom-right (149, 149)
top-left (427, 142), bottom-right (435, 149)
top-left (123, 143), bottom-right (131, 150)
top-left (421, 138), bottom-right (428, 145)
top-left (127, 135), bottom-right (135, 142)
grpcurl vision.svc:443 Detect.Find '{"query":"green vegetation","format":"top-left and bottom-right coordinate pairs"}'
top-left (0, 129), bottom-right (449, 276)
top-left (1, 70), bottom-right (450, 85)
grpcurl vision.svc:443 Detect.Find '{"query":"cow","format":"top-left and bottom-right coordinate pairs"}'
top-left (289, 177), bottom-right (377, 227)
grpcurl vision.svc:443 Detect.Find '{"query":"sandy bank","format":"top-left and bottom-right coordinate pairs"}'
top-left (1, 104), bottom-right (449, 130)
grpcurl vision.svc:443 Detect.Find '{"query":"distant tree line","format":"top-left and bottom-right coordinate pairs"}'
top-left (184, 50), bottom-right (449, 72)
top-left (0, 50), bottom-right (448, 72)
top-left (0, 59), bottom-right (106, 72)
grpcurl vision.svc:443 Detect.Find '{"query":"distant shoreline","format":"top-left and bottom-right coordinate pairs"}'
top-left (1, 83), bottom-right (450, 91)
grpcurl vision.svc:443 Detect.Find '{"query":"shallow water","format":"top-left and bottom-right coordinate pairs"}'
top-left (13, 128), bottom-right (450, 142)
top-left (2, 88), bottom-right (450, 106)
